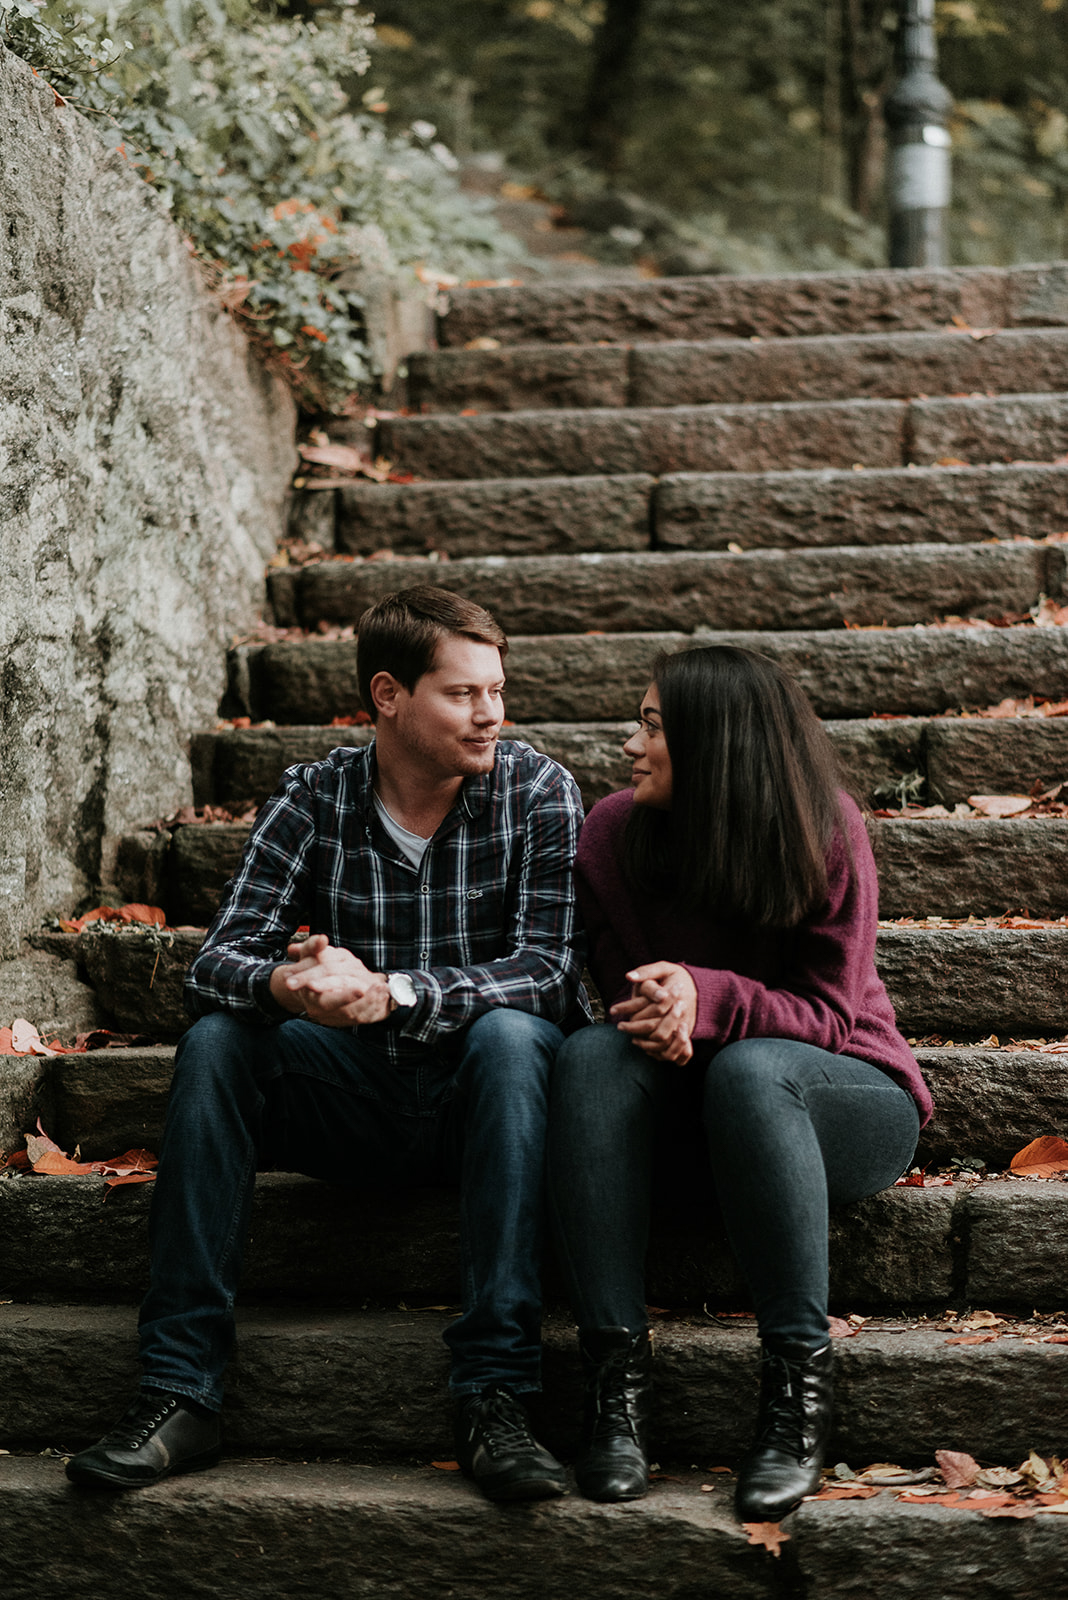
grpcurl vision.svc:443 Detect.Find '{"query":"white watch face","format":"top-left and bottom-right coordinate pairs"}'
top-left (388, 972), bottom-right (417, 1007)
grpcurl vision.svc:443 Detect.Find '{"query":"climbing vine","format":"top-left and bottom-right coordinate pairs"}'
top-left (0, 0), bottom-right (514, 408)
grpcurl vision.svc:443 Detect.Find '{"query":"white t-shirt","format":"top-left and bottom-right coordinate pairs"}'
top-left (372, 791), bottom-right (431, 869)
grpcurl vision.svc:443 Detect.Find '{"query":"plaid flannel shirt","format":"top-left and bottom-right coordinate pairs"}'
top-left (185, 740), bottom-right (590, 1064)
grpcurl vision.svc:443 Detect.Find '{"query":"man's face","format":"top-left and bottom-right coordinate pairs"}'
top-left (388, 635), bottom-right (506, 779)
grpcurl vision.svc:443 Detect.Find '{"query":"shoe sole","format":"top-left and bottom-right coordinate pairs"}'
top-left (66, 1446), bottom-right (223, 1490)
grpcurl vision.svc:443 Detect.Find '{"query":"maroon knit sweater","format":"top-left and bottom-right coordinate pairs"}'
top-left (576, 788), bottom-right (932, 1124)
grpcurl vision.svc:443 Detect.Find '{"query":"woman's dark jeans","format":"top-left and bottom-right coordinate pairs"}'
top-left (547, 1026), bottom-right (920, 1352)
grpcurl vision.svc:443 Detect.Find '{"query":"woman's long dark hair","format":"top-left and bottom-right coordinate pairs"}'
top-left (623, 646), bottom-right (848, 929)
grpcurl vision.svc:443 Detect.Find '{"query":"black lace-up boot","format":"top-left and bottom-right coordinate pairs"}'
top-left (66, 1390), bottom-right (222, 1489)
top-left (735, 1342), bottom-right (834, 1522)
top-left (575, 1326), bottom-right (652, 1502)
top-left (456, 1385), bottom-right (568, 1502)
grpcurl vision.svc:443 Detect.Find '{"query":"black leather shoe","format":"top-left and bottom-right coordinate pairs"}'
top-left (66, 1391), bottom-right (222, 1489)
top-left (575, 1326), bottom-right (652, 1502)
top-left (735, 1342), bottom-right (834, 1522)
top-left (456, 1385), bottom-right (567, 1503)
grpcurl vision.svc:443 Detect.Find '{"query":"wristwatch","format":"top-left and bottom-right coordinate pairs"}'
top-left (386, 971), bottom-right (418, 1011)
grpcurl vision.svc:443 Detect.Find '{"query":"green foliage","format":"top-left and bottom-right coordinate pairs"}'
top-left (0, 0), bottom-right (515, 408)
top-left (370, 0), bottom-right (1068, 272)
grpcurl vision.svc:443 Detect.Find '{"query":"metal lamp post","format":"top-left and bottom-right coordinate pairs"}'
top-left (885, 0), bottom-right (953, 267)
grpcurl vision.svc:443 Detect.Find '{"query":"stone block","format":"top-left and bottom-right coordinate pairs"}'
top-left (632, 327), bottom-right (1068, 409)
top-left (792, 1494), bottom-right (1068, 1600)
top-left (439, 265), bottom-right (1013, 347)
top-left (654, 462), bottom-right (1068, 551)
top-left (165, 824), bottom-right (249, 927)
top-left (925, 717), bottom-right (1068, 804)
top-left (49, 1046), bottom-right (176, 1160)
top-left (876, 926), bottom-right (1068, 1035)
top-left (258, 639), bottom-right (364, 726)
top-left (916, 1048), bottom-right (1068, 1167)
top-left (407, 344), bottom-right (630, 411)
top-left (291, 544), bottom-right (1050, 636)
top-left (334, 474), bottom-right (654, 558)
top-left (0, 1457), bottom-right (778, 1600)
top-left (75, 928), bottom-right (203, 1036)
top-left (501, 626), bottom-right (1068, 722)
top-left (910, 393), bottom-right (1068, 466)
top-left (872, 817), bottom-right (1068, 919)
top-left (377, 398), bottom-right (908, 480)
top-left (962, 1183), bottom-right (1068, 1305)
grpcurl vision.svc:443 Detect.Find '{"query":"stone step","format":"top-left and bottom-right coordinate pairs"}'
top-left (226, 624), bottom-right (1068, 729)
top-left (490, 627), bottom-right (1068, 722)
top-left (4, 1305), bottom-right (1067, 1468)
top-left (316, 462), bottom-right (1068, 561)
top-left (52, 923), bottom-right (1068, 1039)
top-left (3, 1169), bottom-right (1066, 1313)
top-left (11, 1454), bottom-right (1063, 1600)
top-left (33, 1044), bottom-right (1068, 1176)
top-left (119, 816), bottom-right (1068, 930)
top-left (266, 544), bottom-right (1063, 636)
top-left (332, 473), bottom-right (654, 558)
top-left (438, 261), bottom-right (1068, 347)
top-left (375, 393), bottom-right (1068, 480)
top-left (409, 327), bottom-right (1068, 414)
top-left (192, 716), bottom-right (1068, 815)
top-left (656, 462), bottom-right (1068, 552)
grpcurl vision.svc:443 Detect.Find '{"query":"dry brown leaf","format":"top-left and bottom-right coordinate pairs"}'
top-left (1010, 1136), bottom-right (1068, 1178)
top-left (937, 1449), bottom-right (980, 1488)
top-left (828, 1316), bottom-right (860, 1339)
top-left (966, 794), bottom-right (1033, 817)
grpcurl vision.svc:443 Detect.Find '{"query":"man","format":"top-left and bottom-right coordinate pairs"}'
top-left (67, 586), bottom-right (589, 1502)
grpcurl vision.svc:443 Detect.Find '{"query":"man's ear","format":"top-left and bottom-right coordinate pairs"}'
top-left (369, 670), bottom-right (404, 719)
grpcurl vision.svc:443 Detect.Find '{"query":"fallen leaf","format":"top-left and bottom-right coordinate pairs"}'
top-left (430, 1460), bottom-right (461, 1471)
top-left (946, 1334), bottom-right (1001, 1344)
top-left (1010, 1136), bottom-right (1068, 1178)
top-left (966, 795), bottom-right (1033, 817)
top-left (32, 1151), bottom-right (97, 1176)
top-left (828, 1316), bottom-right (859, 1339)
top-left (743, 1523), bottom-right (789, 1556)
top-left (808, 1483), bottom-right (879, 1500)
top-left (937, 1449), bottom-right (980, 1488)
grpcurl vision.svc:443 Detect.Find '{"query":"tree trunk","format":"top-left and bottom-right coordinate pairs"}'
top-left (580, 0), bottom-right (646, 175)
top-left (839, 0), bottom-right (895, 216)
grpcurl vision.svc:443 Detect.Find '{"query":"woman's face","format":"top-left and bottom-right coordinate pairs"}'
top-left (623, 684), bottom-right (673, 808)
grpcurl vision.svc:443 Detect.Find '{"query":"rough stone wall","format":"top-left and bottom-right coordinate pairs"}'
top-left (0, 44), bottom-right (297, 958)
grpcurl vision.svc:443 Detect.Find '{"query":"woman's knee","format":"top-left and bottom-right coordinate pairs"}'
top-left (703, 1037), bottom-right (799, 1123)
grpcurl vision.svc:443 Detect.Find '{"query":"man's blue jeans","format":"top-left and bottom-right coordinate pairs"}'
top-left (548, 1026), bottom-right (920, 1352)
top-left (138, 1008), bottom-right (562, 1410)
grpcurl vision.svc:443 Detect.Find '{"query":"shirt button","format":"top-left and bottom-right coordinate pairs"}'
top-left (420, 884), bottom-right (430, 894)
top-left (421, 950), bottom-right (429, 961)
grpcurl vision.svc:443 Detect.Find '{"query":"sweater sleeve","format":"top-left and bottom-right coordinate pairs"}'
top-left (682, 798), bottom-right (878, 1052)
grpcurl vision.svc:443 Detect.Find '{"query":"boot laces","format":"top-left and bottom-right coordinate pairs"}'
top-left (754, 1354), bottom-right (808, 1457)
top-left (469, 1388), bottom-right (536, 1458)
top-left (590, 1348), bottom-right (641, 1444)
top-left (101, 1393), bottom-right (179, 1451)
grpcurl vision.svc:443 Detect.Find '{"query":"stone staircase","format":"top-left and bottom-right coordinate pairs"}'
top-left (5, 262), bottom-right (1068, 1595)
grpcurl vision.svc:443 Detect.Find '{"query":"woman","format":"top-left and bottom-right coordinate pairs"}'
top-left (548, 645), bottom-right (932, 1521)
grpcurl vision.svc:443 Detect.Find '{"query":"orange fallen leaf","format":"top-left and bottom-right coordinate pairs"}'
top-left (32, 1151), bottom-right (98, 1176)
top-left (946, 1334), bottom-right (1001, 1345)
top-left (430, 1460), bottom-right (461, 1471)
top-left (1010, 1136), bottom-right (1068, 1178)
top-left (104, 1172), bottom-right (157, 1191)
top-left (743, 1522), bottom-right (789, 1556)
top-left (828, 1316), bottom-right (859, 1339)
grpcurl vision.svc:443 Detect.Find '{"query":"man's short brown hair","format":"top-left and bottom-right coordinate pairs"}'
top-left (356, 586), bottom-right (508, 720)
